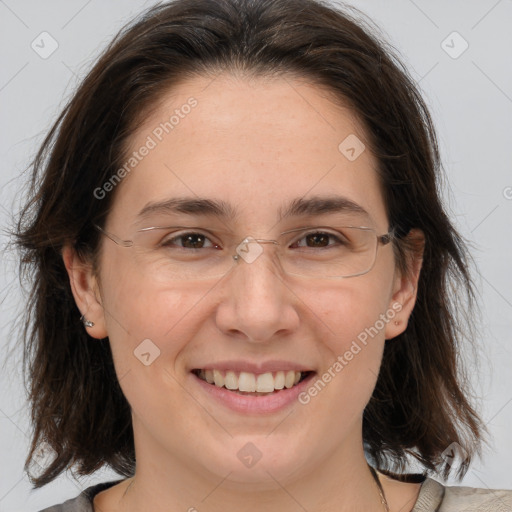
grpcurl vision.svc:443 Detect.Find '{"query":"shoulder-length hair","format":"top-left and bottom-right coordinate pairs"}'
top-left (15, 0), bottom-right (485, 488)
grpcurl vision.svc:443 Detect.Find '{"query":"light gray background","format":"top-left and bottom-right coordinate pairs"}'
top-left (1, 1), bottom-right (511, 510)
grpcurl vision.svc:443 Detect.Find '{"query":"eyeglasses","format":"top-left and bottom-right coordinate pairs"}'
top-left (94, 223), bottom-right (394, 281)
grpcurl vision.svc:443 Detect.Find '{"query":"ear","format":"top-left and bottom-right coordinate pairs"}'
top-left (62, 244), bottom-right (108, 339)
top-left (384, 228), bottom-right (424, 340)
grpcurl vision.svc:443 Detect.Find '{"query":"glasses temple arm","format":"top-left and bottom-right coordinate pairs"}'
top-left (93, 224), bottom-right (134, 247)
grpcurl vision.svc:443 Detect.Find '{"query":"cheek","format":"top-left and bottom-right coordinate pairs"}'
top-left (296, 279), bottom-right (393, 414)
top-left (301, 278), bottom-right (393, 352)
top-left (99, 253), bottom-right (209, 368)
top-left (98, 275), bottom-right (206, 423)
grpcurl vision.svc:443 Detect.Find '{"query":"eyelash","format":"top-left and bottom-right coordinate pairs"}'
top-left (160, 232), bottom-right (220, 250)
top-left (159, 230), bottom-right (347, 250)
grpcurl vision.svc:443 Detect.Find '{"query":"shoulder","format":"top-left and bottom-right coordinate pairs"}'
top-left (36, 480), bottom-right (124, 512)
top-left (413, 476), bottom-right (512, 512)
top-left (376, 468), bottom-right (512, 512)
top-left (440, 483), bottom-right (512, 512)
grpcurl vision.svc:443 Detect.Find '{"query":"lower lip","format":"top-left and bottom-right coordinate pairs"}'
top-left (190, 372), bottom-right (316, 414)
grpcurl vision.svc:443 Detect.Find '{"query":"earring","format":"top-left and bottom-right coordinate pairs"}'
top-left (80, 314), bottom-right (95, 328)
top-left (394, 320), bottom-right (400, 326)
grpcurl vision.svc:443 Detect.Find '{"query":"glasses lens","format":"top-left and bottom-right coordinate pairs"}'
top-left (279, 226), bottom-right (378, 278)
top-left (131, 227), bottom-right (236, 282)
top-left (121, 225), bottom-right (379, 281)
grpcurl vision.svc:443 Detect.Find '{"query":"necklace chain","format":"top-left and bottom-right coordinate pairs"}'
top-left (369, 465), bottom-right (390, 512)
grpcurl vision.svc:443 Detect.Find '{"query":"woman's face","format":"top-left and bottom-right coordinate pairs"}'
top-left (76, 73), bottom-right (417, 488)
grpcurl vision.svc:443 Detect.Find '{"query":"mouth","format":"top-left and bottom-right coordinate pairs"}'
top-left (191, 369), bottom-right (313, 396)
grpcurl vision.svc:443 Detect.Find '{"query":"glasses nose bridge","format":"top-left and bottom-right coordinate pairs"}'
top-left (232, 236), bottom-right (281, 265)
top-left (253, 238), bottom-right (279, 245)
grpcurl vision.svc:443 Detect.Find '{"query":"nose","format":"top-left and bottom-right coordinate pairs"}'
top-left (214, 242), bottom-right (300, 343)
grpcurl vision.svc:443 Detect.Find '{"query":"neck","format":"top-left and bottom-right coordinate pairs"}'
top-left (117, 422), bottom-right (388, 512)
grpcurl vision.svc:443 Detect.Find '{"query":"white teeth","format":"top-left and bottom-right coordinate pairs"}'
top-left (274, 371), bottom-right (285, 390)
top-left (197, 369), bottom-right (305, 393)
top-left (239, 372), bottom-right (256, 392)
top-left (213, 369), bottom-right (224, 387)
top-left (224, 370), bottom-right (238, 390)
top-left (256, 372), bottom-right (274, 392)
top-left (284, 370), bottom-right (296, 389)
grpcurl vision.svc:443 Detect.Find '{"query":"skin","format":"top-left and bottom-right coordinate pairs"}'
top-left (63, 72), bottom-right (424, 512)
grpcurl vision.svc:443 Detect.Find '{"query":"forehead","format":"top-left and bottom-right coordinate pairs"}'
top-left (109, 72), bottom-right (388, 231)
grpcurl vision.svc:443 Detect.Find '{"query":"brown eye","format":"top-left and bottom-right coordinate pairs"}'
top-left (304, 233), bottom-right (330, 247)
top-left (161, 232), bottom-right (218, 250)
top-left (291, 231), bottom-right (346, 249)
top-left (180, 233), bottom-right (208, 249)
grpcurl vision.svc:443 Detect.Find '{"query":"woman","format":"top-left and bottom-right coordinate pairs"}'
top-left (15, 0), bottom-right (512, 510)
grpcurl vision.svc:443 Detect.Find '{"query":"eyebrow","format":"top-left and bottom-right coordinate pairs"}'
top-left (136, 195), bottom-right (370, 222)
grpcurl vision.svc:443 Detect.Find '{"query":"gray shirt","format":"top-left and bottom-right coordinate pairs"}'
top-left (38, 474), bottom-right (512, 511)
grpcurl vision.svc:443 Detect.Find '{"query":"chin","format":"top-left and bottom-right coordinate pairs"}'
top-left (199, 434), bottom-right (311, 488)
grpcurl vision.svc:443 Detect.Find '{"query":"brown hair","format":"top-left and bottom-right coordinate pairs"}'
top-left (15, 0), bottom-right (486, 488)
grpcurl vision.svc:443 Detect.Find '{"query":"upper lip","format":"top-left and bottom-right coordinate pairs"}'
top-left (191, 360), bottom-right (315, 374)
